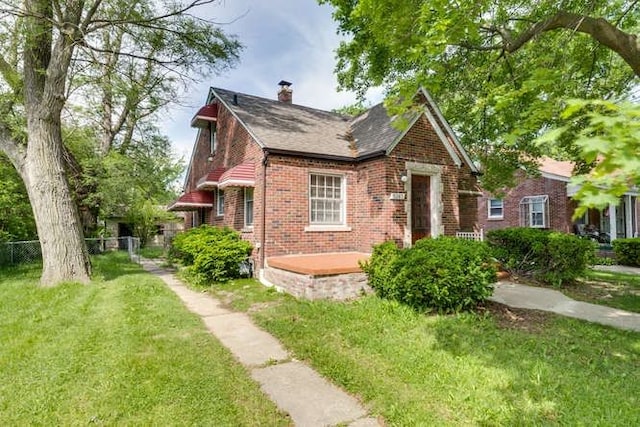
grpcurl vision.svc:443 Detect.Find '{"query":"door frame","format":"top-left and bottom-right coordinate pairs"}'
top-left (404, 162), bottom-right (443, 247)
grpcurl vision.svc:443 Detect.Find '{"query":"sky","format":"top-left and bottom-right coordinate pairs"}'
top-left (160, 0), bottom-right (384, 160)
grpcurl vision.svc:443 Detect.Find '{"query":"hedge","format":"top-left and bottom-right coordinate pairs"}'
top-left (361, 238), bottom-right (496, 313)
top-left (486, 227), bottom-right (596, 286)
top-left (169, 225), bottom-right (253, 284)
top-left (612, 238), bottom-right (640, 267)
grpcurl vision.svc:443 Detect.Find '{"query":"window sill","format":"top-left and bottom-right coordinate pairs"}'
top-left (487, 217), bottom-right (504, 221)
top-left (242, 226), bottom-right (254, 233)
top-left (304, 225), bottom-right (352, 232)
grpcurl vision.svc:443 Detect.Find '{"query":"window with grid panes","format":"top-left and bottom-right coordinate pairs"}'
top-left (309, 174), bottom-right (344, 225)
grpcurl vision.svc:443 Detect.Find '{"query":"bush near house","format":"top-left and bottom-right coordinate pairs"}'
top-left (361, 238), bottom-right (496, 313)
top-left (612, 238), bottom-right (640, 266)
top-left (169, 225), bottom-right (252, 284)
top-left (486, 227), bottom-right (596, 286)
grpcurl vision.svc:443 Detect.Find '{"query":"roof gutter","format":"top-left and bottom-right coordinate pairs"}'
top-left (263, 148), bottom-right (387, 163)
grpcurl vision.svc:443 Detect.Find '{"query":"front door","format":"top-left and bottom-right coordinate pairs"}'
top-left (411, 175), bottom-right (431, 244)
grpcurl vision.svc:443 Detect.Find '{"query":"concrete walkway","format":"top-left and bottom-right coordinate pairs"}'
top-left (490, 281), bottom-right (640, 332)
top-left (593, 264), bottom-right (640, 275)
top-left (140, 259), bottom-right (380, 427)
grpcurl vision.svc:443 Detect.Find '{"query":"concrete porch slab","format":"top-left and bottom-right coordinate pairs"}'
top-left (267, 252), bottom-right (370, 276)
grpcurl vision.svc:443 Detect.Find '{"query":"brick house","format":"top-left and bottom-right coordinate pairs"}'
top-left (478, 158), bottom-right (639, 242)
top-left (169, 82), bottom-right (481, 293)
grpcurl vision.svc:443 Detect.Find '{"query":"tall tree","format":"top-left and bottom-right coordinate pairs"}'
top-left (320, 0), bottom-right (639, 206)
top-left (0, 0), bottom-right (240, 285)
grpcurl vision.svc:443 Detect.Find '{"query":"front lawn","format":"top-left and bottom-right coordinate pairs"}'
top-left (0, 253), bottom-right (288, 425)
top-left (206, 279), bottom-right (640, 426)
top-left (566, 269), bottom-right (640, 313)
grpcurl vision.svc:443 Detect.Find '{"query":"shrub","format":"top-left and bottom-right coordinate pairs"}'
top-left (485, 227), bottom-right (548, 274)
top-left (612, 238), bottom-right (640, 266)
top-left (169, 225), bottom-right (253, 284)
top-left (359, 240), bottom-right (400, 298)
top-left (487, 227), bottom-right (596, 286)
top-left (362, 238), bottom-right (496, 313)
top-left (537, 232), bottom-right (597, 286)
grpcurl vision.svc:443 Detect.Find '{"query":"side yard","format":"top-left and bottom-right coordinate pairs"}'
top-left (0, 253), bottom-right (289, 426)
top-left (207, 278), bottom-right (640, 426)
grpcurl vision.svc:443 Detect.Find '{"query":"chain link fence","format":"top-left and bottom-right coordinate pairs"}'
top-left (0, 237), bottom-right (140, 267)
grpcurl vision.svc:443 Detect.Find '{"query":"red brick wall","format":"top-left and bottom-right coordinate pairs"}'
top-left (478, 174), bottom-right (572, 233)
top-left (263, 156), bottom-right (359, 257)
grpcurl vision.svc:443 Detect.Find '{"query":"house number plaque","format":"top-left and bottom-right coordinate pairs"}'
top-left (389, 192), bottom-right (406, 200)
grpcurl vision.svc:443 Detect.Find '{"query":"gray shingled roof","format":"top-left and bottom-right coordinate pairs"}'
top-left (350, 103), bottom-right (407, 157)
top-left (212, 87), bottom-right (400, 159)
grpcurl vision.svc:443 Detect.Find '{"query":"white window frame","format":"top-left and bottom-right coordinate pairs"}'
top-left (209, 122), bottom-right (217, 154)
top-left (520, 195), bottom-right (549, 228)
top-left (487, 198), bottom-right (504, 219)
top-left (308, 172), bottom-right (346, 228)
top-left (216, 188), bottom-right (224, 217)
top-left (244, 187), bottom-right (254, 227)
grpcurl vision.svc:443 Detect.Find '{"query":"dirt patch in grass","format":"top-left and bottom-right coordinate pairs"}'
top-left (481, 301), bottom-right (554, 333)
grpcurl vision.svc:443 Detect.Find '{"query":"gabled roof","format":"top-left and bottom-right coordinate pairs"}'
top-left (204, 86), bottom-right (477, 171)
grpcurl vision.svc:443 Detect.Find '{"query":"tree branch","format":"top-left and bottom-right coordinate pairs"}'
top-left (0, 123), bottom-right (25, 172)
top-left (462, 11), bottom-right (640, 77)
top-left (0, 54), bottom-right (21, 92)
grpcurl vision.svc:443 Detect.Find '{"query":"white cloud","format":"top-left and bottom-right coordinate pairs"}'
top-left (159, 0), bottom-right (384, 161)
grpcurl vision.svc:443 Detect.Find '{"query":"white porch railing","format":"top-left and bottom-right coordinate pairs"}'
top-left (455, 229), bottom-right (484, 242)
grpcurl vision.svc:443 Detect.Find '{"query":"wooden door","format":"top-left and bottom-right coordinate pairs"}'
top-left (411, 175), bottom-right (431, 243)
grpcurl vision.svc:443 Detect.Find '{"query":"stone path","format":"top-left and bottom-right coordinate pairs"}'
top-left (490, 281), bottom-right (640, 332)
top-left (140, 259), bottom-right (380, 427)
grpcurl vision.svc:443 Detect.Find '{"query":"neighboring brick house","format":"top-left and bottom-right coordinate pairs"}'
top-left (478, 158), bottom-right (639, 242)
top-left (169, 82), bottom-right (481, 277)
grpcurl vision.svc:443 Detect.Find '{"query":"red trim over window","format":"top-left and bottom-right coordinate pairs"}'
top-left (196, 167), bottom-right (227, 190)
top-left (218, 162), bottom-right (256, 189)
top-left (191, 103), bottom-right (218, 128)
top-left (168, 190), bottom-right (214, 211)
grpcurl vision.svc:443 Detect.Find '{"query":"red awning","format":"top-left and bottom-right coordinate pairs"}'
top-left (167, 190), bottom-right (214, 211)
top-left (191, 103), bottom-right (218, 128)
top-left (218, 162), bottom-right (256, 189)
top-left (196, 167), bottom-right (227, 190)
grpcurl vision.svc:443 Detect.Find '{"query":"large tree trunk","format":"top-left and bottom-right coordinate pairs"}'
top-left (21, 118), bottom-right (91, 286)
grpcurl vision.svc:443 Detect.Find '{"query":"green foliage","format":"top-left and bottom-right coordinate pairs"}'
top-left (361, 238), bottom-right (496, 313)
top-left (537, 100), bottom-right (640, 215)
top-left (487, 228), bottom-right (597, 286)
top-left (320, 0), bottom-right (637, 202)
top-left (170, 226), bottom-right (253, 284)
top-left (0, 155), bottom-right (36, 242)
top-left (612, 238), bottom-right (640, 267)
top-left (359, 240), bottom-right (400, 298)
top-left (125, 199), bottom-right (177, 248)
top-left (332, 101), bottom-right (370, 116)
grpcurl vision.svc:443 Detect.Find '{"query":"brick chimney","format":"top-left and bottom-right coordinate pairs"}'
top-left (277, 80), bottom-right (292, 103)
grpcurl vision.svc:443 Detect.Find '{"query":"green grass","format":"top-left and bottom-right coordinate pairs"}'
top-left (0, 253), bottom-right (289, 426)
top-left (566, 269), bottom-right (640, 313)
top-left (202, 279), bottom-right (640, 426)
top-left (139, 246), bottom-right (165, 259)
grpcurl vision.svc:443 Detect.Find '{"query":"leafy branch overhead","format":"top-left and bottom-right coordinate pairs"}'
top-left (320, 0), bottom-right (640, 203)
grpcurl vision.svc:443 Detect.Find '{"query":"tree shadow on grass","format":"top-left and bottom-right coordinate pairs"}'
top-left (430, 305), bottom-right (640, 425)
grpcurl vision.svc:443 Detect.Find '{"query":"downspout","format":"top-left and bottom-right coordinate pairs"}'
top-left (260, 150), bottom-right (269, 271)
